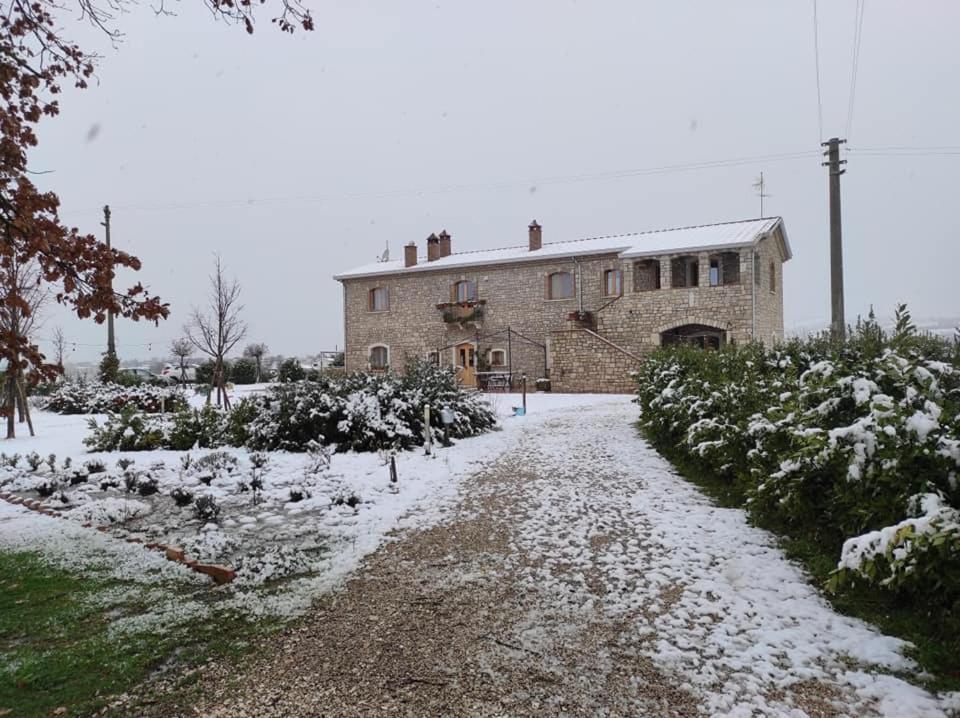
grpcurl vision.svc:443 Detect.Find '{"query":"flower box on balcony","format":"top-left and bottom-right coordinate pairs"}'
top-left (437, 300), bottom-right (486, 325)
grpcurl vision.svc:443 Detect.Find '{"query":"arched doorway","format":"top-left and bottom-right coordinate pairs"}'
top-left (660, 324), bottom-right (726, 349)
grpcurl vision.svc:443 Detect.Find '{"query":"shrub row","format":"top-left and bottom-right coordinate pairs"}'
top-left (41, 381), bottom-right (189, 415)
top-left (85, 361), bottom-right (497, 454)
top-left (634, 313), bottom-right (960, 632)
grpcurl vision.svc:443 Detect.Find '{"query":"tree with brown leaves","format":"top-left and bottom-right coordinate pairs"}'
top-left (186, 257), bottom-right (247, 409)
top-left (0, 0), bottom-right (312, 437)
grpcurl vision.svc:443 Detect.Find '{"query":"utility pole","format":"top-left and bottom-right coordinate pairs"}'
top-left (822, 138), bottom-right (847, 341)
top-left (101, 205), bottom-right (116, 356)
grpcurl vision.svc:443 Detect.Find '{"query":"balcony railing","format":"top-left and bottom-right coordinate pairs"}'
top-left (437, 300), bottom-right (485, 325)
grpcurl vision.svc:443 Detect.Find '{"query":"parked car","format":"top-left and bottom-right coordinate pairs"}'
top-left (161, 363), bottom-right (199, 383)
top-left (119, 367), bottom-right (174, 385)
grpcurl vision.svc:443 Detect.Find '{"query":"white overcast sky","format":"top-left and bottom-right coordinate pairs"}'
top-left (32, 1), bottom-right (960, 362)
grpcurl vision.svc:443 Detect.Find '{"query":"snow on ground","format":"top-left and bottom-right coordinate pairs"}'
top-left (0, 391), bottom-right (622, 620)
top-left (490, 398), bottom-right (958, 717)
top-left (4, 391), bottom-right (957, 715)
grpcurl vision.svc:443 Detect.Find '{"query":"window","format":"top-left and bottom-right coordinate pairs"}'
top-left (769, 261), bottom-right (776, 293)
top-left (709, 259), bottom-right (721, 287)
top-left (452, 279), bottom-right (477, 302)
top-left (708, 252), bottom-right (741, 287)
top-left (671, 256), bottom-right (699, 288)
top-left (547, 271), bottom-right (574, 299)
top-left (633, 260), bottom-right (661, 291)
top-left (368, 287), bottom-right (389, 312)
top-left (603, 269), bottom-right (622, 296)
top-left (426, 351), bottom-right (439, 366)
top-left (369, 345), bottom-right (389, 369)
top-left (489, 349), bottom-right (506, 367)
top-left (754, 252), bottom-right (761, 287)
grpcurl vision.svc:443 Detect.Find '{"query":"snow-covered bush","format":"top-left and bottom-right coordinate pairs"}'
top-left (635, 314), bottom-right (960, 621)
top-left (83, 408), bottom-right (165, 452)
top-left (244, 360), bottom-right (496, 452)
top-left (166, 406), bottom-right (228, 450)
top-left (41, 381), bottom-right (188, 415)
top-left (193, 495), bottom-right (221, 522)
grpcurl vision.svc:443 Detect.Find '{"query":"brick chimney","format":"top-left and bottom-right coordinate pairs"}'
top-left (529, 220), bottom-right (542, 251)
top-left (404, 242), bottom-right (417, 268)
top-left (426, 233), bottom-right (440, 262)
top-left (438, 230), bottom-right (451, 258)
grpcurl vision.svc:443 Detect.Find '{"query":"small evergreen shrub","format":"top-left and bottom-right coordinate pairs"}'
top-left (171, 487), bottom-right (194, 507)
top-left (277, 358), bottom-right (306, 383)
top-left (193, 495), bottom-right (221, 522)
top-left (84, 408), bottom-right (165, 452)
top-left (230, 357), bottom-right (257, 385)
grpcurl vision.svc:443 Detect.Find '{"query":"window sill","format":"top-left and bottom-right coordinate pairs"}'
top-left (544, 297), bottom-right (575, 302)
top-left (366, 309), bottom-right (391, 314)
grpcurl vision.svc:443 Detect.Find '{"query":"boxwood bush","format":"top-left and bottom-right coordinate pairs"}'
top-left (41, 381), bottom-right (188, 415)
top-left (83, 361), bottom-right (497, 455)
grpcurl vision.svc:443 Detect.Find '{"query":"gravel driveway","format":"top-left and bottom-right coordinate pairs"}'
top-left (130, 399), bottom-right (955, 717)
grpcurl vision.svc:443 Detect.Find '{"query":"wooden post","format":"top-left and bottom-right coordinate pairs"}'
top-left (389, 455), bottom-right (398, 484)
top-left (424, 405), bottom-right (432, 455)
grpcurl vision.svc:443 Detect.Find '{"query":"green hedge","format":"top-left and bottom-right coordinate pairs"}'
top-left (634, 311), bottom-right (960, 657)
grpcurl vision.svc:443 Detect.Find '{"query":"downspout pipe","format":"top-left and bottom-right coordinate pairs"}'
top-left (751, 248), bottom-right (756, 341)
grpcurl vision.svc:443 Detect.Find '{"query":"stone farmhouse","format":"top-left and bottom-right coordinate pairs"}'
top-left (334, 217), bottom-right (791, 393)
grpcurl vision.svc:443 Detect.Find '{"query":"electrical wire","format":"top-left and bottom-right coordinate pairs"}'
top-left (62, 150), bottom-right (822, 217)
top-left (812, 0), bottom-right (824, 142)
top-left (844, 0), bottom-right (866, 140)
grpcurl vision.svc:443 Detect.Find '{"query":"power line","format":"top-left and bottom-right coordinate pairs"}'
top-left (844, 0), bottom-right (866, 140)
top-left (62, 150), bottom-right (822, 217)
top-left (812, 0), bottom-right (824, 142)
top-left (847, 146), bottom-right (960, 157)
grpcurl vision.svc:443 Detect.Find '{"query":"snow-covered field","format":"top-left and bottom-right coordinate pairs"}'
top-left (0, 390), bottom-right (610, 618)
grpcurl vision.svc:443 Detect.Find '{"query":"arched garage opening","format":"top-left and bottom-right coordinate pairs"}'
top-left (660, 324), bottom-right (726, 350)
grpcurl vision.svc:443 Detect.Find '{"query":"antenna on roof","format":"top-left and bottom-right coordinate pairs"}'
top-left (378, 241), bottom-right (389, 263)
top-left (753, 172), bottom-right (771, 217)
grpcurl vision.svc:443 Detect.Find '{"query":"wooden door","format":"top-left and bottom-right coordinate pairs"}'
top-left (456, 343), bottom-right (477, 387)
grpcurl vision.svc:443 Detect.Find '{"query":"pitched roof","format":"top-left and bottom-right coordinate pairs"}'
top-left (334, 217), bottom-right (789, 280)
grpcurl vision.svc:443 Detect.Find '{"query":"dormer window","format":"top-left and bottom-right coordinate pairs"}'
top-left (368, 287), bottom-right (389, 312)
top-left (453, 280), bottom-right (477, 303)
top-left (547, 271), bottom-right (574, 300)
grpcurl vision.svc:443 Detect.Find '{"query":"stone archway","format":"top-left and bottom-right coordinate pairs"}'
top-left (660, 323), bottom-right (727, 350)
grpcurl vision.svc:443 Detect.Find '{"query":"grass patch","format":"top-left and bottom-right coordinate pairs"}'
top-left (0, 551), bottom-right (282, 717)
top-left (643, 425), bottom-right (960, 693)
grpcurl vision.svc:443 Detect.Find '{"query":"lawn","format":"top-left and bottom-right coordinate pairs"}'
top-left (0, 551), bottom-right (281, 717)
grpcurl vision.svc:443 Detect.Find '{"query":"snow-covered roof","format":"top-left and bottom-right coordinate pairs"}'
top-left (334, 217), bottom-right (789, 281)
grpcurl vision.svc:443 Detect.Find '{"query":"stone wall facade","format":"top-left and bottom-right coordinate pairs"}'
top-left (550, 329), bottom-right (641, 393)
top-left (339, 226), bottom-right (788, 392)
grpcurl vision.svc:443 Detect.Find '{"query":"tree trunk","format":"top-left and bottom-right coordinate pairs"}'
top-left (4, 377), bottom-right (15, 439)
top-left (16, 376), bottom-right (34, 437)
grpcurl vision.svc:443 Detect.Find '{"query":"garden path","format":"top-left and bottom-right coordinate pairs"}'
top-left (149, 400), bottom-right (952, 717)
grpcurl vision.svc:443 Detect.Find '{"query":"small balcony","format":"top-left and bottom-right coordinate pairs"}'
top-left (437, 300), bottom-right (485, 326)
